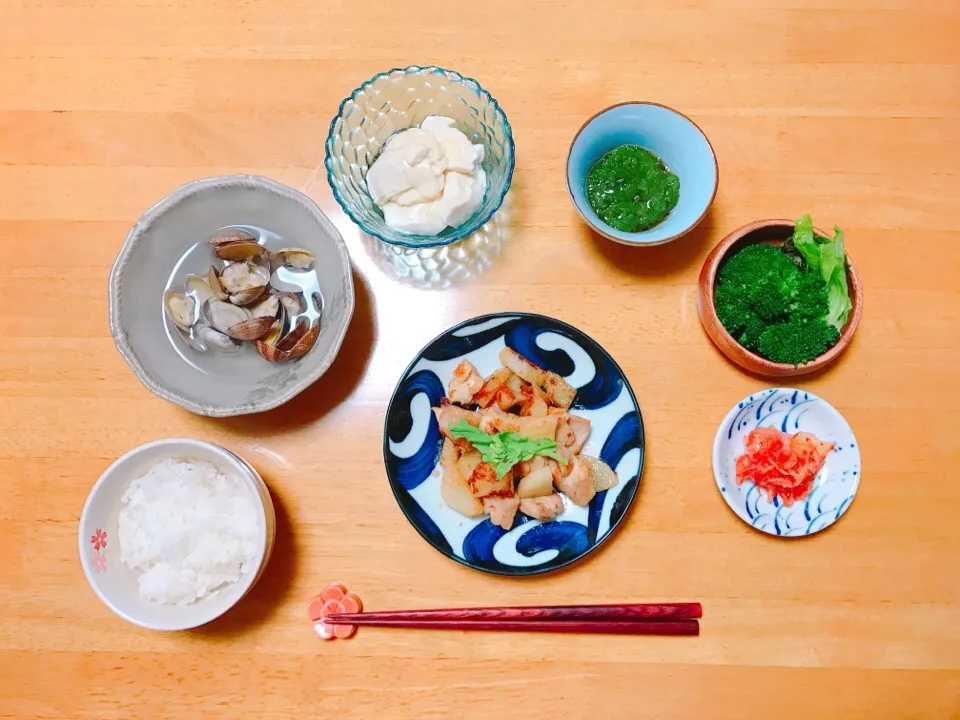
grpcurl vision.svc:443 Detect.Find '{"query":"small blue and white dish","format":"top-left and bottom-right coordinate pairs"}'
top-left (383, 313), bottom-right (645, 576)
top-left (713, 388), bottom-right (861, 537)
top-left (566, 102), bottom-right (718, 246)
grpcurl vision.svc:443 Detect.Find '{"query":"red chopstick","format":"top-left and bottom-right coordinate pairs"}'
top-left (327, 602), bottom-right (701, 623)
top-left (325, 617), bottom-right (698, 636)
top-left (323, 603), bottom-right (701, 636)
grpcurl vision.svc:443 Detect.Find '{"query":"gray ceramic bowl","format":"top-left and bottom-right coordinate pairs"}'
top-left (109, 175), bottom-right (355, 417)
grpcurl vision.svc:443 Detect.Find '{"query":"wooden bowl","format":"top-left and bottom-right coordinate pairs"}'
top-left (696, 219), bottom-right (863, 377)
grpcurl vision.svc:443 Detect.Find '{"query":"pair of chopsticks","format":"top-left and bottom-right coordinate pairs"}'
top-left (326, 602), bottom-right (702, 636)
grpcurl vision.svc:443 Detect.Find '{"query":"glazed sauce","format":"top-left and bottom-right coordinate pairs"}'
top-left (735, 427), bottom-right (835, 506)
top-left (585, 145), bottom-right (680, 232)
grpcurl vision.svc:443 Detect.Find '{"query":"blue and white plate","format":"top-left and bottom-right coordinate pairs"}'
top-left (384, 313), bottom-right (645, 575)
top-left (713, 388), bottom-right (861, 537)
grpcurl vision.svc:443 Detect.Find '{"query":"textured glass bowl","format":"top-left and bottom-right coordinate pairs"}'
top-left (325, 66), bottom-right (515, 249)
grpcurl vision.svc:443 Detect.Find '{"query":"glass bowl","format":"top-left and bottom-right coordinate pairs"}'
top-left (325, 66), bottom-right (515, 249)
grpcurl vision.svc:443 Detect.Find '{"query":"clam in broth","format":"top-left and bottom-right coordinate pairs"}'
top-left (162, 226), bottom-right (324, 365)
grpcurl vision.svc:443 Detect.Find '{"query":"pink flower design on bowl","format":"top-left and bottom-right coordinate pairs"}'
top-left (92, 550), bottom-right (107, 574)
top-left (91, 528), bottom-right (107, 551)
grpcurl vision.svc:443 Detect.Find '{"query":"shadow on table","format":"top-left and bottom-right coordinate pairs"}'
top-left (583, 207), bottom-right (718, 278)
top-left (360, 190), bottom-right (517, 289)
top-left (214, 268), bottom-right (377, 435)
top-left (189, 483), bottom-right (296, 638)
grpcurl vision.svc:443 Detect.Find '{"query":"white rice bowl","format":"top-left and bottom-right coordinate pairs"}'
top-left (79, 438), bottom-right (275, 630)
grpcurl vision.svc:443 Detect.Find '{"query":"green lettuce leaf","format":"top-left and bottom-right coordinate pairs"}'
top-left (791, 213), bottom-right (821, 273)
top-left (448, 418), bottom-right (567, 478)
top-left (820, 226), bottom-right (852, 329)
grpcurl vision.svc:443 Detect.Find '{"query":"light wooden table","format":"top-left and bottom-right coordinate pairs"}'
top-left (2, 1), bottom-right (959, 718)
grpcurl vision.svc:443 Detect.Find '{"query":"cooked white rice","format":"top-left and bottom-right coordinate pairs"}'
top-left (117, 457), bottom-right (260, 605)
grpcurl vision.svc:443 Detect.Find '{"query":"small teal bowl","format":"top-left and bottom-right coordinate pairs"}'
top-left (325, 66), bottom-right (515, 249)
top-left (566, 102), bottom-right (718, 246)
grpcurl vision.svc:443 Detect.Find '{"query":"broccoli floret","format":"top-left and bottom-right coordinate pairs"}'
top-left (789, 270), bottom-right (831, 320)
top-left (718, 244), bottom-right (793, 286)
top-left (714, 242), bottom-right (839, 364)
top-left (747, 272), bottom-right (794, 321)
top-left (757, 318), bottom-right (840, 366)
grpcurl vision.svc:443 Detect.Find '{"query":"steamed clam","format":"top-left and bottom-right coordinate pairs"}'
top-left (165, 226), bottom-right (323, 364)
top-left (196, 324), bottom-right (241, 354)
top-left (164, 291), bottom-right (196, 331)
top-left (250, 294), bottom-right (280, 319)
top-left (220, 261), bottom-right (269, 295)
top-left (215, 240), bottom-right (266, 262)
top-left (277, 248), bottom-right (315, 270)
top-left (255, 317), bottom-right (321, 364)
top-left (207, 228), bottom-right (256, 246)
top-left (203, 299), bottom-right (250, 333)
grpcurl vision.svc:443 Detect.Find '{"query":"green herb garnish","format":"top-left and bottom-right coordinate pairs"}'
top-left (448, 418), bottom-right (567, 479)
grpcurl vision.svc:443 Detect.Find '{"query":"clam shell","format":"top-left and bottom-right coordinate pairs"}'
top-left (250, 294), bottom-right (280, 319)
top-left (214, 240), bottom-right (265, 262)
top-left (185, 274), bottom-right (214, 304)
top-left (277, 248), bottom-right (315, 270)
top-left (255, 340), bottom-right (290, 363)
top-left (286, 320), bottom-right (320, 360)
top-left (207, 228), bottom-right (256, 246)
top-left (225, 316), bottom-right (275, 341)
top-left (275, 316), bottom-right (309, 353)
top-left (275, 291), bottom-right (305, 315)
top-left (208, 266), bottom-right (229, 300)
top-left (261, 319), bottom-right (284, 346)
top-left (220, 261), bottom-right (269, 294)
top-left (311, 291), bottom-right (323, 314)
top-left (176, 326), bottom-right (208, 352)
top-left (203, 299), bottom-right (251, 335)
top-left (229, 284), bottom-right (267, 307)
top-left (196, 324), bottom-right (241, 354)
top-left (164, 290), bottom-right (196, 331)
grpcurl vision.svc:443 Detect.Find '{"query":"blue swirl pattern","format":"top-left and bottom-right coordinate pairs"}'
top-left (383, 313), bottom-right (645, 575)
top-left (385, 370), bottom-right (445, 491)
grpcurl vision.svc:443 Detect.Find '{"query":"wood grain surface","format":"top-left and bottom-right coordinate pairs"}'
top-left (1, 1), bottom-right (959, 718)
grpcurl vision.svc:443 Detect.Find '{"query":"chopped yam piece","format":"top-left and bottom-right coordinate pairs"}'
top-left (468, 461), bottom-right (514, 498)
top-left (521, 394), bottom-right (549, 417)
top-left (519, 494), bottom-right (564, 520)
top-left (484, 495), bottom-right (520, 530)
top-left (496, 373), bottom-right (526, 411)
top-left (554, 455), bottom-right (596, 506)
top-left (543, 371), bottom-right (577, 409)
top-left (456, 449), bottom-right (483, 481)
top-left (434, 403), bottom-right (481, 441)
top-left (448, 360), bottom-right (483, 404)
top-left (581, 455), bottom-right (619, 492)
top-left (473, 368), bottom-right (512, 408)
top-left (518, 455), bottom-right (548, 478)
top-left (514, 414), bottom-right (559, 441)
top-left (441, 466), bottom-right (485, 517)
top-left (439, 437), bottom-right (460, 473)
top-left (499, 346), bottom-right (545, 386)
top-left (517, 466), bottom-right (554, 498)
